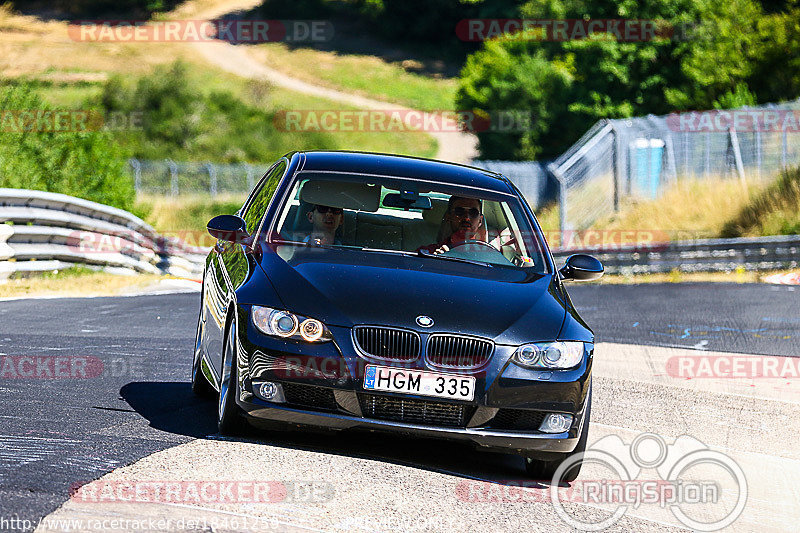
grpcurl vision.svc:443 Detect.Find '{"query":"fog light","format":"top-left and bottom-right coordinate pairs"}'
top-left (254, 381), bottom-right (285, 402)
top-left (538, 413), bottom-right (573, 434)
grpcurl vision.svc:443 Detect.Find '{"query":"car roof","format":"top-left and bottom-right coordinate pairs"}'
top-left (296, 151), bottom-right (513, 194)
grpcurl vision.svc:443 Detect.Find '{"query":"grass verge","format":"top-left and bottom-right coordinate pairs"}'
top-left (245, 44), bottom-right (457, 111)
top-left (135, 194), bottom-right (246, 234)
top-left (594, 268), bottom-right (797, 285)
top-left (721, 166), bottom-right (800, 237)
top-left (535, 175), bottom-right (780, 239)
top-left (591, 178), bottom-right (764, 239)
top-left (0, 267), bottom-right (168, 298)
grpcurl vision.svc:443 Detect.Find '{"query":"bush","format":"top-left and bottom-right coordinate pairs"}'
top-left (721, 166), bottom-right (800, 237)
top-left (0, 81), bottom-right (134, 210)
top-left (457, 0), bottom-right (800, 160)
top-left (98, 60), bottom-right (335, 163)
top-left (10, 0), bottom-right (180, 17)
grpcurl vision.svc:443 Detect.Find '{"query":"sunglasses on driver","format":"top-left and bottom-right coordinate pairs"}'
top-left (314, 205), bottom-right (343, 215)
top-left (452, 206), bottom-right (481, 219)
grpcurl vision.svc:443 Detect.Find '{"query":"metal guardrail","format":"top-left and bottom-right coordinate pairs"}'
top-left (2, 189), bottom-right (795, 279)
top-left (552, 234), bottom-right (800, 275)
top-left (0, 189), bottom-right (206, 280)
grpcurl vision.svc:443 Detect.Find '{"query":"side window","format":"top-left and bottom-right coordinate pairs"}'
top-left (242, 160), bottom-right (287, 234)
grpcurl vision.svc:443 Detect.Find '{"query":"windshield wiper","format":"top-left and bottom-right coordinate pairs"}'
top-left (272, 239), bottom-right (363, 250)
top-left (417, 248), bottom-right (493, 268)
top-left (361, 247), bottom-right (416, 256)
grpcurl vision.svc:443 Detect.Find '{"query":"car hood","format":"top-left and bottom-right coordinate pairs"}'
top-left (257, 245), bottom-right (566, 344)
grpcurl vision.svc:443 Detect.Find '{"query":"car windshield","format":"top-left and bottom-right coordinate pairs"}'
top-left (271, 172), bottom-right (549, 272)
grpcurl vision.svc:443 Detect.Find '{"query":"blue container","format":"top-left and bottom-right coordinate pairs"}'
top-left (631, 138), bottom-right (665, 198)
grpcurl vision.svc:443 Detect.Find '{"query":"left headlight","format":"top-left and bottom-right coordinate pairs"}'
top-left (512, 341), bottom-right (584, 370)
top-left (251, 306), bottom-right (332, 343)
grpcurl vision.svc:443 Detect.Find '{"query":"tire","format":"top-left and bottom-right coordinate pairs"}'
top-left (217, 317), bottom-right (249, 435)
top-left (525, 390), bottom-right (591, 483)
top-left (191, 316), bottom-right (216, 398)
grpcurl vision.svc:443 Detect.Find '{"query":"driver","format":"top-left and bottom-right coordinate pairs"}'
top-left (304, 204), bottom-right (343, 245)
top-left (418, 196), bottom-right (486, 254)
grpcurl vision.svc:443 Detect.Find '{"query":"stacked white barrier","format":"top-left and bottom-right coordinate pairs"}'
top-left (0, 189), bottom-right (207, 280)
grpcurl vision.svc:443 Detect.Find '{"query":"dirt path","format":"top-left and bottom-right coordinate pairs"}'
top-left (187, 0), bottom-right (478, 163)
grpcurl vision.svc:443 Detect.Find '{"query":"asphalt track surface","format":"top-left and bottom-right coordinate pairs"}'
top-left (0, 283), bottom-right (798, 531)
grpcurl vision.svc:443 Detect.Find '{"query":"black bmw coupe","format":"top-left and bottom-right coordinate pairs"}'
top-left (193, 151), bottom-right (603, 481)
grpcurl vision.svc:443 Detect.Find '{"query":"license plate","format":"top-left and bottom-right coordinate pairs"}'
top-left (363, 365), bottom-right (475, 401)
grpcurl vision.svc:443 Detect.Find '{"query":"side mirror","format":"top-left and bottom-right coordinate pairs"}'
top-left (207, 214), bottom-right (250, 244)
top-left (559, 254), bottom-right (604, 282)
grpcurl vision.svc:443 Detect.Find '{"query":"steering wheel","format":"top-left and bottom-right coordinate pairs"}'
top-left (443, 239), bottom-right (514, 265)
top-left (447, 239), bottom-right (498, 252)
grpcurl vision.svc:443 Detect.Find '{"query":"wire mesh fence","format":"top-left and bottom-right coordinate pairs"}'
top-left (129, 159), bottom-right (272, 196)
top-left (130, 99), bottom-right (800, 235)
top-left (547, 100), bottom-right (800, 231)
top-left (469, 160), bottom-right (553, 209)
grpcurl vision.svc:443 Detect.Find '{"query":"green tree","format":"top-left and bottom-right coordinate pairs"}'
top-left (457, 0), bottom-right (796, 160)
top-left (0, 82), bottom-right (134, 210)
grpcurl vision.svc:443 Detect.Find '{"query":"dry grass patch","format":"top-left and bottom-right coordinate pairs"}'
top-left (135, 194), bottom-right (246, 235)
top-left (585, 177), bottom-right (767, 239)
top-left (720, 166), bottom-right (800, 237)
top-left (0, 268), bottom-right (166, 298)
top-left (596, 268), bottom-right (795, 285)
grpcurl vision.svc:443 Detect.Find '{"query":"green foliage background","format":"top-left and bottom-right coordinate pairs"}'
top-left (0, 82), bottom-right (134, 210)
top-left (455, 0), bottom-right (800, 159)
top-left (96, 61), bottom-right (358, 163)
top-left (9, 0), bottom-right (180, 17)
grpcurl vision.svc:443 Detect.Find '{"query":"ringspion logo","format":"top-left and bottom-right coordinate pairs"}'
top-left (457, 433), bottom-right (747, 531)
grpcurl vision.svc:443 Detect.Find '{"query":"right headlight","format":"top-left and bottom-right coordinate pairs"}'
top-left (512, 341), bottom-right (584, 370)
top-left (251, 306), bottom-right (332, 343)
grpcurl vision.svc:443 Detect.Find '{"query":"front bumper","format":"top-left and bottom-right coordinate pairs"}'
top-left (233, 312), bottom-right (592, 456)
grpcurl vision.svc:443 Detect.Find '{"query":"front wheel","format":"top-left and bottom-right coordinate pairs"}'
top-left (217, 318), bottom-right (249, 435)
top-left (525, 391), bottom-right (591, 483)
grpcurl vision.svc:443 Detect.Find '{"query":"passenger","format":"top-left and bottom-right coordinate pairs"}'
top-left (304, 204), bottom-right (343, 245)
top-left (418, 196), bottom-right (486, 254)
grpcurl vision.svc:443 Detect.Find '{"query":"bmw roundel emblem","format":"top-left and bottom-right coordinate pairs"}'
top-left (416, 315), bottom-right (434, 328)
